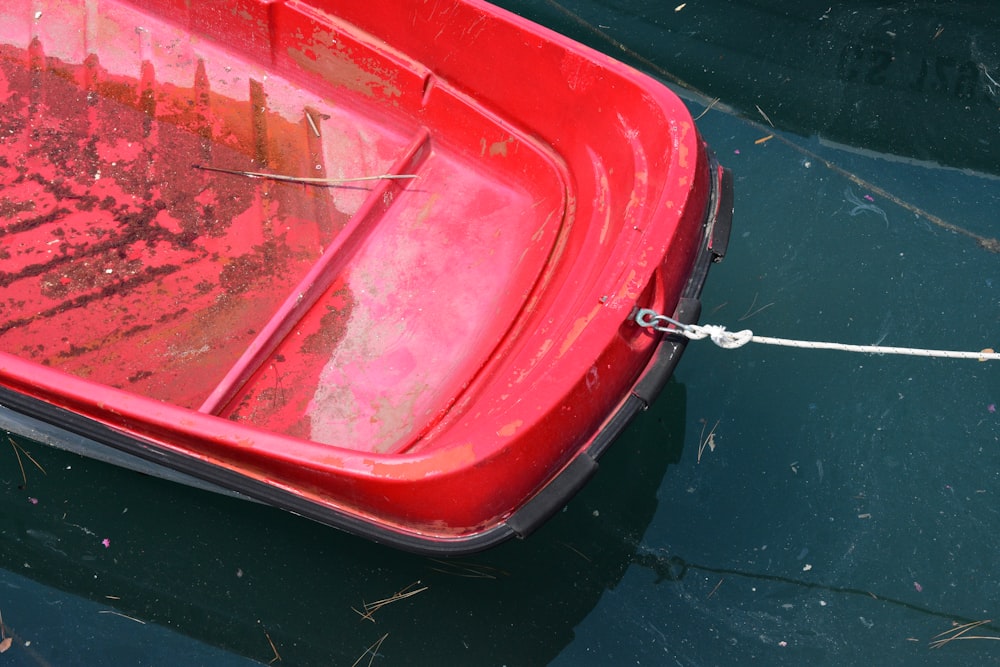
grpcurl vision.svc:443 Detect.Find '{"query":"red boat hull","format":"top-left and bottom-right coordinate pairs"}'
top-left (0, 0), bottom-right (731, 553)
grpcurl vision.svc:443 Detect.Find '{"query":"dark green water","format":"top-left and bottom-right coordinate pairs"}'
top-left (2, 2), bottom-right (999, 665)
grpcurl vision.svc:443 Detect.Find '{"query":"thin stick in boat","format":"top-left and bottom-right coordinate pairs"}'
top-left (191, 164), bottom-right (417, 185)
top-left (305, 111), bottom-right (321, 137)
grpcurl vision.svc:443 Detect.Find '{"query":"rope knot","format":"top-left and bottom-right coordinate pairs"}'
top-left (690, 324), bottom-right (754, 349)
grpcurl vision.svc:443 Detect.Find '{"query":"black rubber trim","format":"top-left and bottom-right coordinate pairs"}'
top-left (503, 155), bottom-right (734, 542)
top-left (505, 452), bottom-right (599, 537)
top-left (710, 167), bottom-right (734, 261)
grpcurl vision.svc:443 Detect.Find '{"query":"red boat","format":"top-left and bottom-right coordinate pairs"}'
top-left (0, 0), bottom-right (731, 554)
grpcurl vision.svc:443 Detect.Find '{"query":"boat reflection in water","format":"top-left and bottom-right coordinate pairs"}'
top-left (499, 0), bottom-right (1000, 177)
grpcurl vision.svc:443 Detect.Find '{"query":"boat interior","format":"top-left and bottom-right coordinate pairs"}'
top-left (0, 0), bottom-right (570, 454)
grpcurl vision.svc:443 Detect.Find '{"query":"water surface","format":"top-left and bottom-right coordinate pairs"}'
top-left (2, 1), bottom-right (999, 665)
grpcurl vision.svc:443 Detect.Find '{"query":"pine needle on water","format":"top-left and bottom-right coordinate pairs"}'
top-left (929, 619), bottom-right (1000, 649)
top-left (351, 632), bottom-right (389, 667)
top-left (697, 419), bottom-right (720, 463)
top-left (8, 436), bottom-right (45, 488)
top-left (353, 581), bottom-right (428, 623)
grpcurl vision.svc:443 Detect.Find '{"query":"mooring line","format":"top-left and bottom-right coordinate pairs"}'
top-left (635, 309), bottom-right (1000, 361)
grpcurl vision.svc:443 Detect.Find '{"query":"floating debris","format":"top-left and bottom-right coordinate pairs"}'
top-left (426, 558), bottom-right (505, 579)
top-left (693, 97), bottom-right (720, 121)
top-left (259, 622), bottom-right (281, 664)
top-left (697, 419), bottom-right (720, 463)
top-left (0, 608), bottom-right (10, 653)
top-left (844, 187), bottom-right (889, 227)
top-left (98, 610), bottom-right (145, 624)
top-left (351, 633), bottom-right (388, 667)
top-left (755, 104), bottom-right (775, 127)
top-left (353, 581), bottom-right (428, 623)
top-left (7, 436), bottom-right (46, 489)
top-left (930, 619), bottom-right (1000, 649)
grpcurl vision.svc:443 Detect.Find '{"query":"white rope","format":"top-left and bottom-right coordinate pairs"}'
top-left (681, 322), bottom-right (1000, 360)
top-left (633, 310), bottom-right (1000, 361)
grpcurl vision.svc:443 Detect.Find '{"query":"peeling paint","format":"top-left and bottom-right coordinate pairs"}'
top-left (497, 419), bottom-right (523, 437)
top-left (366, 442), bottom-right (477, 479)
top-left (558, 304), bottom-right (602, 357)
top-left (286, 30), bottom-right (402, 100)
top-left (489, 138), bottom-right (511, 157)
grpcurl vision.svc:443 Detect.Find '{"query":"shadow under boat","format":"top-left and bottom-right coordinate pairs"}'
top-left (0, 380), bottom-right (688, 665)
